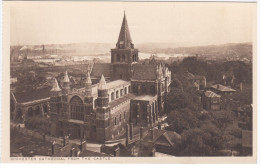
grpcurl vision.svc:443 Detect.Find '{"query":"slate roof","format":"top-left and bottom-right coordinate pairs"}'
top-left (211, 84), bottom-right (236, 92)
top-left (109, 93), bottom-right (136, 108)
top-left (132, 64), bottom-right (157, 81)
top-left (12, 87), bottom-right (51, 103)
top-left (91, 63), bottom-right (111, 78)
top-left (204, 90), bottom-right (221, 98)
top-left (143, 129), bottom-right (181, 147)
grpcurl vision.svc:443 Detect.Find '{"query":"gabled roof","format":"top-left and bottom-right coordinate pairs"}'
top-left (116, 12), bottom-right (134, 49)
top-left (12, 87), bottom-right (51, 104)
top-left (91, 63), bottom-right (111, 78)
top-left (143, 129), bottom-right (181, 147)
top-left (204, 90), bottom-right (221, 98)
top-left (211, 84), bottom-right (236, 92)
top-left (132, 64), bottom-right (158, 81)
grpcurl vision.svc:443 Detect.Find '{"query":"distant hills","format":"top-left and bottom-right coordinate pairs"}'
top-left (11, 42), bottom-right (252, 60)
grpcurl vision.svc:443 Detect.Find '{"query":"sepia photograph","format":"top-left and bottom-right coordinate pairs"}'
top-left (1, 0), bottom-right (258, 164)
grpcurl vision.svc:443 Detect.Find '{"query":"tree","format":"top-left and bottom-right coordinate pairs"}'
top-left (25, 116), bottom-right (51, 142)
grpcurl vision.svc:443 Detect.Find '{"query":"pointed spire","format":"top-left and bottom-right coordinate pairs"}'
top-left (98, 74), bottom-right (107, 90)
top-left (85, 70), bottom-right (92, 84)
top-left (116, 12), bottom-right (133, 49)
top-left (63, 71), bottom-right (70, 83)
top-left (51, 78), bottom-right (61, 92)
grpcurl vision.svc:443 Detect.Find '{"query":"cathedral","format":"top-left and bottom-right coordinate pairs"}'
top-left (49, 13), bottom-right (172, 143)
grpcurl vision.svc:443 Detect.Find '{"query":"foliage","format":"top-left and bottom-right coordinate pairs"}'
top-left (25, 116), bottom-right (51, 142)
top-left (15, 71), bottom-right (46, 92)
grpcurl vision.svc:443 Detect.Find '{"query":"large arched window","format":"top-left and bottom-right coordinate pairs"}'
top-left (70, 96), bottom-right (84, 121)
top-left (124, 87), bottom-right (127, 95)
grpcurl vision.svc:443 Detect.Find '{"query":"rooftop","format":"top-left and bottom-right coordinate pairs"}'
top-left (204, 90), bottom-right (221, 98)
top-left (211, 84), bottom-right (236, 92)
top-left (12, 87), bottom-right (51, 104)
top-left (133, 95), bottom-right (157, 101)
top-left (109, 93), bottom-right (136, 108)
top-left (91, 63), bottom-right (111, 78)
top-left (132, 64), bottom-right (158, 81)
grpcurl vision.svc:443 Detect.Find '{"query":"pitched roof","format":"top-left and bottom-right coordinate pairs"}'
top-left (12, 87), bottom-right (51, 103)
top-left (143, 129), bottom-right (181, 147)
top-left (109, 93), bottom-right (136, 108)
top-left (132, 64), bottom-right (158, 81)
top-left (116, 12), bottom-right (134, 49)
top-left (204, 90), bottom-right (221, 98)
top-left (211, 84), bottom-right (236, 92)
top-left (91, 63), bottom-right (111, 78)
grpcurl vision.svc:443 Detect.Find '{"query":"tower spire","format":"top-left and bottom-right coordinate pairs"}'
top-left (98, 74), bottom-right (107, 90)
top-left (51, 78), bottom-right (61, 92)
top-left (116, 12), bottom-right (133, 49)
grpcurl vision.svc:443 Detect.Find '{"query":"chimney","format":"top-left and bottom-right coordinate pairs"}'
top-left (130, 123), bottom-right (134, 140)
top-left (149, 128), bottom-right (154, 140)
top-left (140, 127), bottom-right (144, 139)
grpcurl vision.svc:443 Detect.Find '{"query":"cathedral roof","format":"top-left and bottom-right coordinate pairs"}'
top-left (91, 63), bottom-right (111, 78)
top-left (116, 12), bottom-right (134, 49)
top-left (12, 87), bottom-right (51, 104)
top-left (51, 78), bottom-right (62, 92)
top-left (132, 64), bottom-right (158, 81)
top-left (98, 74), bottom-right (107, 90)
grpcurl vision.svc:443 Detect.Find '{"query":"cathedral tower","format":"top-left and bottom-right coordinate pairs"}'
top-left (62, 71), bottom-right (70, 94)
top-left (111, 12), bottom-right (139, 81)
top-left (96, 75), bottom-right (110, 142)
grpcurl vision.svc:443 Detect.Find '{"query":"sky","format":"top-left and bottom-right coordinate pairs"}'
top-left (10, 1), bottom-right (256, 46)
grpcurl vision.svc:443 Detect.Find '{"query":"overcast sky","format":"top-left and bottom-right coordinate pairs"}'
top-left (10, 2), bottom-right (256, 46)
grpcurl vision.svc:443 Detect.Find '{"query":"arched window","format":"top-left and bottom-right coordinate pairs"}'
top-left (28, 107), bottom-right (33, 117)
top-left (35, 106), bottom-right (41, 116)
top-left (43, 104), bottom-right (48, 113)
top-left (142, 85), bottom-right (146, 94)
top-left (120, 89), bottom-right (123, 96)
top-left (117, 54), bottom-right (120, 62)
top-left (111, 92), bottom-right (115, 101)
top-left (70, 96), bottom-right (84, 121)
top-left (150, 85), bottom-right (155, 95)
top-left (124, 87), bottom-right (127, 94)
top-left (116, 91), bottom-right (119, 98)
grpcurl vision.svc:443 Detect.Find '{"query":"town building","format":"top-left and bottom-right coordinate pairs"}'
top-left (210, 84), bottom-right (236, 96)
top-left (201, 90), bottom-right (221, 111)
